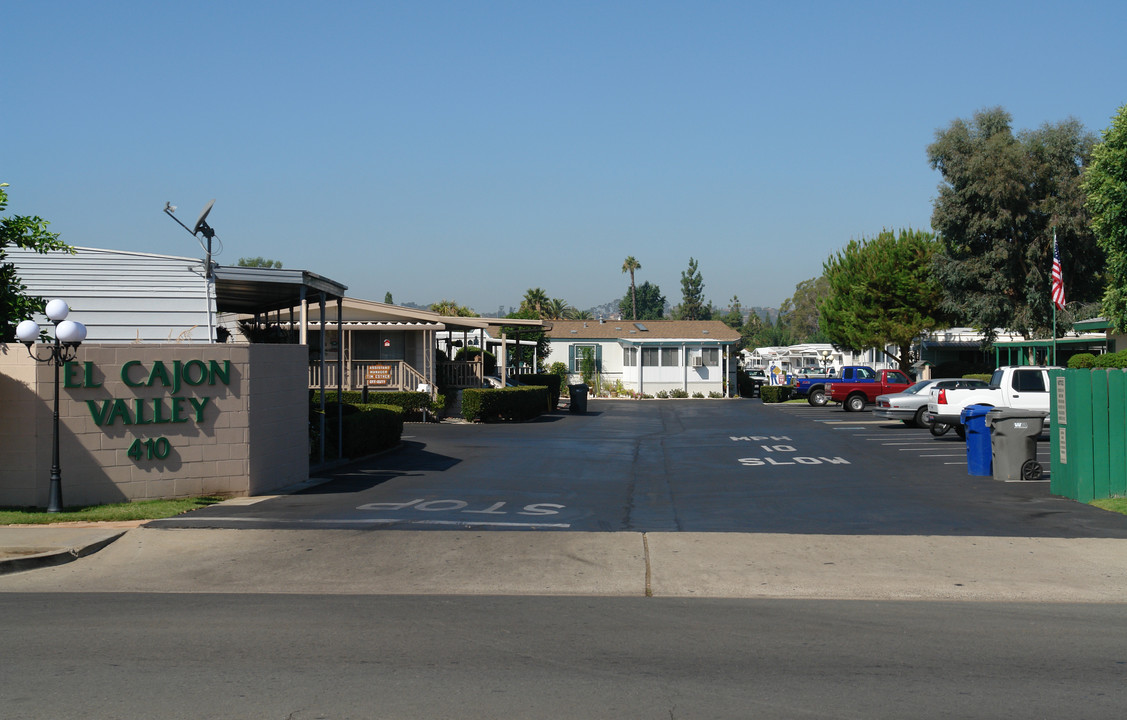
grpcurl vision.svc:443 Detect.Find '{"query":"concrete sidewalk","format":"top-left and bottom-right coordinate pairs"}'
top-left (5, 523), bottom-right (1127, 601)
top-left (0, 522), bottom-right (142, 575)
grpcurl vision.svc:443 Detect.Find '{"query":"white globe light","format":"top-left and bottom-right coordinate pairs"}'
top-left (15, 319), bottom-right (40, 343)
top-left (45, 299), bottom-right (70, 322)
top-left (56, 320), bottom-right (87, 344)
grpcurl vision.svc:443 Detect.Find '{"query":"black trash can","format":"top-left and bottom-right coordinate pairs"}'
top-left (568, 384), bottom-right (588, 414)
top-left (987, 408), bottom-right (1048, 481)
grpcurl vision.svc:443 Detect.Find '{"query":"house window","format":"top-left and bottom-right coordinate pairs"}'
top-left (570, 345), bottom-right (598, 373)
top-left (702, 348), bottom-right (719, 366)
top-left (661, 347), bottom-right (679, 366)
top-left (623, 347), bottom-right (638, 366)
top-left (642, 347), bottom-right (659, 367)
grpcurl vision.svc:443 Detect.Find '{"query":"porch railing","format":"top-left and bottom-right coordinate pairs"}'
top-left (309, 359), bottom-right (493, 393)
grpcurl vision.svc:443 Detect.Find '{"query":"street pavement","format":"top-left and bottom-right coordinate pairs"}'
top-left (5, 398), bottom-right (1127, 600)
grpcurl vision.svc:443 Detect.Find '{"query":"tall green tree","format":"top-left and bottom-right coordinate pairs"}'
top-left (502, 307), bottom-right (550, 372)
top-left (430, 299), bottom-right (478, 317)
top-left (519, 287), bottom-right (549, 318)
top-left (384, 291), bottom-right (394, 304)
top-left (1, 183), bottom-right (74, 341)
top-left (618, 280), bottom-right (666, 321)
top-left (721, 296), bottom-right (744, 330)
top-left (236, 256), bottom-right (283, 268)
top-left (740, 309), bottom-right (766, 349)
top-left (819, 228), bottom-right (947, 373)
top-left (777, 276), bottom-right (831, 343)
top-left (543, 298), bottom-right (573, 319)
top-left (1085, 104), bottom-right (1127, 332)
top-left (673, 257), bottom-right (711, 320)
top-left (928, 107), bottom-right (1102, 339)
top-left (621, 256), bottom-right (642, 320)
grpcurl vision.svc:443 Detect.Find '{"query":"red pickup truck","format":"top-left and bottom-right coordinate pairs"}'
top-left (829, 368), bottom-right (912, 412)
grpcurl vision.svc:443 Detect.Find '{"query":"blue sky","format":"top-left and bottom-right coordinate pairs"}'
top-left (4, 1), bottom-right (1125, 316)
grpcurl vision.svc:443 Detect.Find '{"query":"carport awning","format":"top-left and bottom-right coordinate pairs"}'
top-left (212, 265), bottom-right (347, 315)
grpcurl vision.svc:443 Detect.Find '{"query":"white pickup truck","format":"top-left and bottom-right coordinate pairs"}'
top-left (926, 365), bottom-right (1059, 438)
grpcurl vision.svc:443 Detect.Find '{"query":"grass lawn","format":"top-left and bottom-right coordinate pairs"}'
top-left (0, 496), bottom-right (226, 525)
top-left (1090, 498), bottom-right (1127, 516)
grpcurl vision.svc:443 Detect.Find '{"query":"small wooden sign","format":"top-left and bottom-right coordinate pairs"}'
top-left (366, 364), bottom-right (392, 386)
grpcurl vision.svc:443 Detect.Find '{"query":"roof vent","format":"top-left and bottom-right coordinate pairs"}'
top-left (703, 329), bottom-right (710, 334)
top-left (634, 323), bottom-right (648, 332)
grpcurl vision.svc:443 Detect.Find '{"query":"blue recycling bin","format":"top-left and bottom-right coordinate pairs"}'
top-left (961, 404), bottom-right (993, 476)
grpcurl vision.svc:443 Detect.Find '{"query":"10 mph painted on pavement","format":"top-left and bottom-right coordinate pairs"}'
top-left (731, 435), bottom-right (850, 467)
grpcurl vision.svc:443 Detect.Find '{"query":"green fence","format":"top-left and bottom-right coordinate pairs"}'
top-left (1051, 369), bottom-right (1127, 502)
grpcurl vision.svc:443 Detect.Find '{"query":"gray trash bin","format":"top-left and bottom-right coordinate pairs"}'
top-left (568, 384), bottom-right (588, 414)
top-left (987, 408), bottom-right (1049, 481)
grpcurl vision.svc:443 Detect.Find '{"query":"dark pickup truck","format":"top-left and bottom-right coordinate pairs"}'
top-left (793, 365), bottom-right (878, 407)
top-left (829, 368), bottom-right (913, 412)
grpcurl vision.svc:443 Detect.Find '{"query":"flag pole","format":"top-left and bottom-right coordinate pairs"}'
top-left (1052, 227), bottom-right (1058, 366)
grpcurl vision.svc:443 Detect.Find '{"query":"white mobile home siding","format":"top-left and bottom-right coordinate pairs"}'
top-left (8, 246), bottom-right (214, 342)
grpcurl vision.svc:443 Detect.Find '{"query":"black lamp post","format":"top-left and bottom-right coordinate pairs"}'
top-left (16, 299), bottom-right (87, 513)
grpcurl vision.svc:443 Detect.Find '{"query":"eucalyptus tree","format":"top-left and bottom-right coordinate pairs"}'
top-left (928, 107), bottom-right (1101, 339)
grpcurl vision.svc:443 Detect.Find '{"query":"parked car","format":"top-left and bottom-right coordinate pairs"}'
top-left (829, 368), bottom-right (913, 412)
top-left (874, 378), bottom-right (990, 428)
top-left (482, 375), bottom-right (523, 388)
top-left (793, 365), bottom-right (878, 407)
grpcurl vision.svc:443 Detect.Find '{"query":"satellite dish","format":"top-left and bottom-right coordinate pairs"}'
top-left (192, 199), bottom-right (216, 235)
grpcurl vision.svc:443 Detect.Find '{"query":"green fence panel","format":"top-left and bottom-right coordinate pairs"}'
top-left (1092, 369), bottom-right (1112, 500)
top-left (1050, 370), bottom-right (1072, 498)
top-left (1069, 370), bottom-right (1095, 502)
top-left (1109, 370), bottom-right (1127, 498)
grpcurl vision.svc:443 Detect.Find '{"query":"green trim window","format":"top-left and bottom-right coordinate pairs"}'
top-left (623, 347), bottom-right (638, 367)
top-left (661, 347), bottom-right (679, 366)
top-left (702, 348), bottom-right (719, 367)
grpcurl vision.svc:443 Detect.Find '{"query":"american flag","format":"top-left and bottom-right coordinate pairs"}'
top-left (1051, 236), bottom-right (1066, 310)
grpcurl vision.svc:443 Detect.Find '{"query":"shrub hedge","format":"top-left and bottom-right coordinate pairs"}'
top-left (462, 386), bottom-right (552, 422)
top-left (760, 386), bottom-right (793, 403)
top-left (310, 401), bottom-right (404, 460)
top-left (312, 390), bottom-right (432, 415)
top-left (515, 374), bottom-right (561, 409)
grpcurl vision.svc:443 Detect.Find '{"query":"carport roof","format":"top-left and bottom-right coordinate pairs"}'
top-left (212, 265), bottom-right (348, 315)
top-left (546, 319), bottom-right (741, 342)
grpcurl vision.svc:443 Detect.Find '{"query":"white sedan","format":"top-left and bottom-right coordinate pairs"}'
top-left (874, 378), bottom-right (989, 428)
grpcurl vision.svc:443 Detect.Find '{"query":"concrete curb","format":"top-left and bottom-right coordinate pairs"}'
top-left (0, 529), bottom-right (127, 575)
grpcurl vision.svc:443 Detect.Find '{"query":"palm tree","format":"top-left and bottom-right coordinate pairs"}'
top-left (621, 256), bottom-right (641, 320)
top-left (521, 287), bottom-right (549, 318)
top-left (544, 298), bottom-right (571, 319)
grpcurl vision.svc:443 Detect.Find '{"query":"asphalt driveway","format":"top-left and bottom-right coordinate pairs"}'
top-left (152, 399), bottom-right (1127, 537)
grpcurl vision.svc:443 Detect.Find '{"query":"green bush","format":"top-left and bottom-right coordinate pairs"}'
top-left (1068, 353), bottom-right (1097, 368)
top-left (515, 373), bottom-right (561, 409)
top-left (455, 346), bottom-right (497, 375)
top-left (312, 390), bottom-right (432, 417)
top-left (708, 391), bottom-right (723, 398)
top-left (461, 386), bottom-right (552, 422)
top-left (670, 388), bottom-right (689, 398)
top-left (1093, 350), bottom-right (1127, 368)
top-left (760, 386), bottom-right (793, 403)
top-left (311, 402), bottom-right (404, 460)
top-left (691, 391), bottom-right (704, 398)
top-left (656, 390), bottom-right (669, 398)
